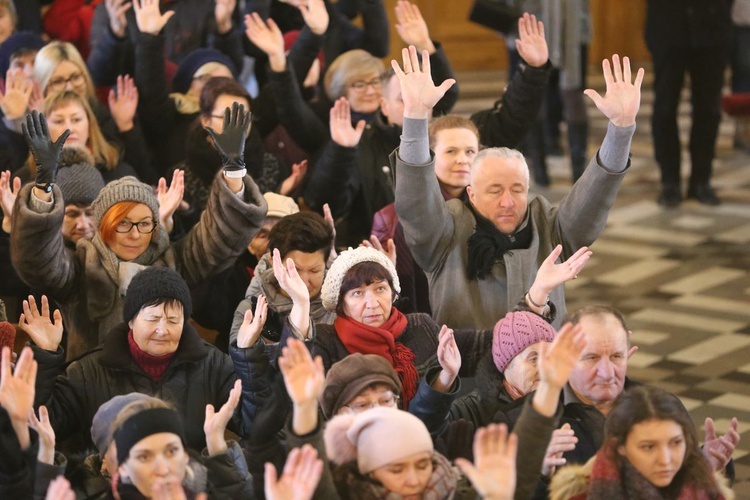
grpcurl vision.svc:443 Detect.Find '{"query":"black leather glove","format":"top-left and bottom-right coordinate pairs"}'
top-left (22, 111), bottom-right (70, 186)
top-left (205, 102), bottom-right (252, 173)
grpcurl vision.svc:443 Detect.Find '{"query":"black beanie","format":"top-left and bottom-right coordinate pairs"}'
top-left (123, 267), bottom-right (192, 323)
top-left (171, 48), bottom-right (238, 94)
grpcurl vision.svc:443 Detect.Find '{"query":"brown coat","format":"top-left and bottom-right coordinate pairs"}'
top-left (11, 173), bottom-right (267, 358)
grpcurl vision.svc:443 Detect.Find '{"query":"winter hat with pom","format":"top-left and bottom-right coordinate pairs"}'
top-left (324, 407), bottom-right (432, 473)
top-left (492, 311), bottom-right (556, 372)
top-left (56, 147), bottom-right (105, 206)
top-left (320, 246), bottom-right (400, 312)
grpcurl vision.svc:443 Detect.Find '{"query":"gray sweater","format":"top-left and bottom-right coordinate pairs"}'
top-left (394, 117), bottom-right (634, 330)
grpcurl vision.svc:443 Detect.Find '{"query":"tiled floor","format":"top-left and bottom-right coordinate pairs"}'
top-left (455, 68), bottom-right (750, 493)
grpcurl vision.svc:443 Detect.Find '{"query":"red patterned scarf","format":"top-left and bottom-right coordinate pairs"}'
top-left (334, 308), bottom-right (418, 406)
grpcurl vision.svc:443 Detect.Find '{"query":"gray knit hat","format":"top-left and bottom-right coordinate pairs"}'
top-left (90, 393), bottom-right (162, 452)
top-left (320, 353), bottom-right (402, 418)
top-left (56, 147), bottom-right (105, 206)
top-left (320, 246), bottom-right (400, 312)
top-left (91, 176), bottom-right (160, 225)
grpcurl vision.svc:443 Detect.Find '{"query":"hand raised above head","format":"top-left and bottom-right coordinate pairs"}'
top-left (391, 45), bottom-right (455, 120)
top-left (515, 13), bottom-right (548, 68)
top-left (205, 102), bottom-right (252, 173)
top-left (23, 111), bottom-right (69, 186)
top-left (584, 54), bottom-right (644, 128)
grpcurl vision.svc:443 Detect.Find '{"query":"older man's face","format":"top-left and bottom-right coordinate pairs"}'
top-left (568, 314), bottom-right (629, 412)
top-left (467, 155), bottom-right (529, 234)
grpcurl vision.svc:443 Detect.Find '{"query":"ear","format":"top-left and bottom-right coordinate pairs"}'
top-left (200, 114), bottom-right (211, 129)
top-left (617, 444), bottom-right (626, 457)
top-left (128, 319), bottom-right (134, 330)
top-left (466, 184), bottom-right (476, 204)
top-left (379, 95), bottom-right (389, 117)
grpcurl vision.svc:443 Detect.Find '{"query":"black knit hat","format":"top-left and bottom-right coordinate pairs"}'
top-left (123, 267), bottom-right (192, 323)
top-left (171, 48), bottom-right (238, 94)
top-left (0, 31), bottom-right (45, 77)
top-left (56, 147), bottom-right (105, 206)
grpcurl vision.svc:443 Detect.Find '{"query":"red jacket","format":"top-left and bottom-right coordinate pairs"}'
top-left (42, 0), bottom-right (103, 59)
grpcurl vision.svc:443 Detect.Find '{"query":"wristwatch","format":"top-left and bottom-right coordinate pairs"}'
top-left (35, 182), bottom-right (53, 193)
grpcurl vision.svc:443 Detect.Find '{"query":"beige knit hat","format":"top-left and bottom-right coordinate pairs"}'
top-left (91, 176), bottom-right (160, 225)
top-left (320, 246), bottom-right (400, 312)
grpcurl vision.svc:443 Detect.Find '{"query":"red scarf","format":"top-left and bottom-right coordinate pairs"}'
top-left (127, 330), bottom-right (176, 382)
top-left (334, 308), bottom-right (418, 406)
top-left (587, 443), bottom-right (724, 500)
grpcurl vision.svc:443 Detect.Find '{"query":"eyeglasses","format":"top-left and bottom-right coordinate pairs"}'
top-left (47, 72), bottom-right (85, 92)
top-left (343, 392), bottom-right (399, 413)
top-left (115, 219), bottom-right (157, 234)
top-left (349, 77), bottom-right (382, 92)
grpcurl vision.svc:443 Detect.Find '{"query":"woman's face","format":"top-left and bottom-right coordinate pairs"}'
top-left (107, 203), bottom-right (155, 261)
top-left (47, 102), bottom-right (90, 149)
top-left (188, 65), bottom-right (234, 98)
top-left (0, 6), bottom-right (14, 46)
top-left (129, 303), bottom-right (184, 357)
top-left (503, 342), bottom-right (546, 398)
top-left (618, 418), bottom-right (686, 488)
top-left (341, 278), bottom-right (393, 328)
top-left (344, 71), bottom-right (382, 115)
top-left (338, 383), bottom-right (399, 415)
top-left (119, 432), bottom-right (189, 496)
top-left (433, 128), bottom-right (478, 196)
top-left (200, 93), bottom-right (250, 134)
top-left (46, 60), bottom-right (88, 96)
top-left (369, 451), bottom-right (433, 497)
top-left (285, 250), bottom-right (326, 298)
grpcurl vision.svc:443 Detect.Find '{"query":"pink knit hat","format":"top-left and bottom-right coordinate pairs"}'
top-left (492, 311), bottom-right (556, 372)
top-left (324, 407), bottom-right (433, 473)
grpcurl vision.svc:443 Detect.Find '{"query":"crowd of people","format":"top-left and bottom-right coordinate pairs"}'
top-left (0, 0), bottom-right (741, 499)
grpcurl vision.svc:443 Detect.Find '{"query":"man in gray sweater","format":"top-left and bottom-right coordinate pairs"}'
top-left (392, 42), bottom-right (644, 330)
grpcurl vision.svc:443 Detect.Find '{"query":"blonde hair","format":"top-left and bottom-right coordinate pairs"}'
top-left (428, 115), bottom-right (480, 149)
top-left (33, 41), bottom-right (95, 99)
top-left (0, 0), bottom-right (17, 28)
top-left (323, 49), bottom-right (384, 101)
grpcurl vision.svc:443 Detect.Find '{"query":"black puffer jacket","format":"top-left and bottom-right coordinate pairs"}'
top-left (33, 322), bottom-right (245, 451)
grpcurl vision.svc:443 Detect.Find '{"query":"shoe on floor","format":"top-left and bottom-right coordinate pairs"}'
top-left (687, 184), bottom-right (720, 205)
top-left (657, 185), bottom-right (682, 208)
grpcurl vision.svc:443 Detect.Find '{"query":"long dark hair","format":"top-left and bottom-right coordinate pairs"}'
top-left (604, 386), bottom-right (720, 495)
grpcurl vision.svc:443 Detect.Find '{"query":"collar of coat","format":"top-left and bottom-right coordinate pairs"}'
top-left (99, 321), bottom-right (208, 371)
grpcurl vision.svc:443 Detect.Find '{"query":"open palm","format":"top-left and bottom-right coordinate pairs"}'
top-left (584, 54), bottom-right (644, 127)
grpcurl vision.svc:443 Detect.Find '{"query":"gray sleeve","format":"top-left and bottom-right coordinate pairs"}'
top-left (29, 190), bottom-right (54, 214)
top-left (598, 122), bottom-right (635, 173)
top-left (399, 117), bottom-right (430, 165)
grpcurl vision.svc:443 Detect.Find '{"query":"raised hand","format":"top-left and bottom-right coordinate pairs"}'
top-left (0, 170), bottom-right (21, 220)
top-left (29, 405), bottom-right (56, 465)
top-left (215, 0), bottom-right (236, 34)
top-left (584, 54), bottom-right (644, 127)
top-left (204, 379), bottom-right (241, 455)
top-left (45, 475), bottom-right (76, 500)
top-left (0, 346), bottom-right (36, 424)
top-left (360, 236), bottom-right (396, 266)
top-left (265, 444), bottom-right (324, 500)
top-left (236, 295), bottom-right (268, 348)
top-left (394, 1), bottom-right (435, 53)
top-left (299, 0), bottom-right (328, 35)
top-left (329, 97), bottom-right (365, 148)
top-left (323, 203), bottom-right (337, 264)
top-left (106, 0), bottom-right (133, 38)
top-left (133, 0), bottom-right (175, 35)
top-left (433, 325), bottom-right (461, 392)
top-left (515, 13), bottom-right (548, 68)
top-left (0, 68), bottom-right (33, 120)
top-left (279, 160), bottom-right (308, 196)
top-left (528, 245), bottom-right (591, 307)
top-left (278, 338), bottom-right (325, 408)
top-left (150, 479), bottom-right (193, 500)
top-left (456, 424), bottom-right (517, 500)
top-left (244, 13), bottom-right (285, 59)
top-left (23, 111), bottom-right (70, 186)
top-left (108, 75), bottom-right (139, 133)
top-left (541, 423), bottom-right (576, 477)
top-left (157, 169), bottom-right (185, 234)
top-left (204, 102), bottom-right (252, 173)
top-left (272, 248), bottom-right (310, 307)
top-left (391, 45), bottom-right (455, 120)
top-left (18, 295), bottom-right (64, 352)
top-left (702, 417), bottom-right (741, 472)
top-left (537, 322), bottom-right (585, 391)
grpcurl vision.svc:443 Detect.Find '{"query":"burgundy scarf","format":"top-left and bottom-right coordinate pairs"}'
top-left (334, 308), bottom-right (419, 406)
top-left (127, 330), bottom-right (176, 383)
top-left (587, 443), bottom-right (724, 500)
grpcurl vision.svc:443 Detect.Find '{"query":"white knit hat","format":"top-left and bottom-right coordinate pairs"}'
top-left (320, 246), bottom-right (400, 312)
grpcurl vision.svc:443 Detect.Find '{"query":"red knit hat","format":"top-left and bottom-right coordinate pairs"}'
top-left (492, 311), bottom-right (556, 372)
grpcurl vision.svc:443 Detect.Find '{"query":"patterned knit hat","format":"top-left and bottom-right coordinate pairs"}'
top-left (320, 246), bottom-right (400, 312)
top-left (123, 267), bottom-right (192, 322)
top-left (91, 176), bottom-right (160, 226)
top-left (320, 353), bottom-right (402, 419)
top-left (324, 407), bottom-right (433, 473)
top-left (56, 147), bottom-right (105, 206)
top-left (492, 311), bottom-right (556, 372)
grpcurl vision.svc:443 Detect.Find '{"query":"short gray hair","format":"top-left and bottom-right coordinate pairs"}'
top-left (323, 49), bottom-right (385, 101)
top-left (470, 147), bottom-right (530, 186)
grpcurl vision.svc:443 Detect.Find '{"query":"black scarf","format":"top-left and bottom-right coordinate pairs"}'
top-left (465, 199), bottom-right (532, 280)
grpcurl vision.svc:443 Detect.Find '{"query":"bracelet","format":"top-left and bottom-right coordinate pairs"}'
top-left (223, 168), bottom-right (247, 178)
top-left (526, 292), bottom-right (548, 308)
